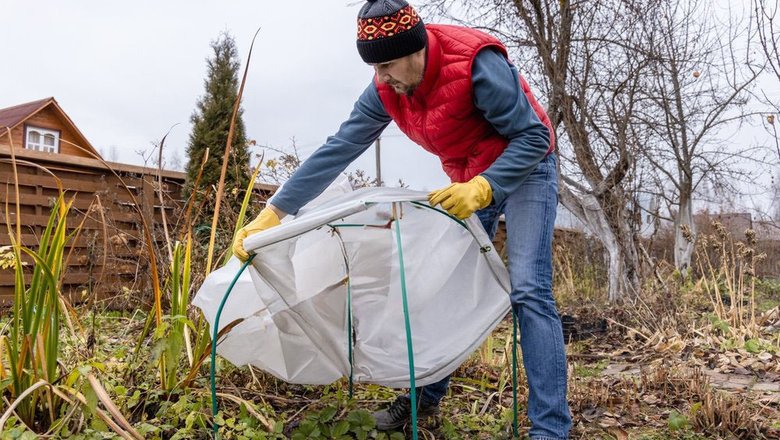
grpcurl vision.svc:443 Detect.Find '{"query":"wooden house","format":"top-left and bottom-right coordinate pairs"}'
top-left (0, 97), bottom-right (101, 159)
top-left (0, 97), bottom-right (278, 306)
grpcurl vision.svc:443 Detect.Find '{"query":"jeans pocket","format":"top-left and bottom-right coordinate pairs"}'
top-left (515, 159), bottom-right (556, 203)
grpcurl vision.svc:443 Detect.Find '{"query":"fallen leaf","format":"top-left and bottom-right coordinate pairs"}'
top-left (609, 427), bottom-right (629, 440)
top-left (582, 407), bottom-right (604, 422)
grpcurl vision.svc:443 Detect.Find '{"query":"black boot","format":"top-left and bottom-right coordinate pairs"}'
top-left (373, 395), bottom-right (440, 431)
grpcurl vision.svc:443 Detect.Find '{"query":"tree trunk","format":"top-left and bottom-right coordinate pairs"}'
top-left (674, 185), bottom-right (696, 277)
top-left (559, 185), bottom-right (640, 301)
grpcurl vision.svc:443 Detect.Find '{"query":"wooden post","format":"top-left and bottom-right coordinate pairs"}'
top-left (375, 136), bottom-right (382, 186)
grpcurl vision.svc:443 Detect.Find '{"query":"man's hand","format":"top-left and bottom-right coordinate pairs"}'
top-left (427, 175), bottom-right (493, 220)
top-left (232, 207), bottom-right (282, 261)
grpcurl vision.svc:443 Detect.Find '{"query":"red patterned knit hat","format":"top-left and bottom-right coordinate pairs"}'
top-left (356, 0), bottom-right (427, 64)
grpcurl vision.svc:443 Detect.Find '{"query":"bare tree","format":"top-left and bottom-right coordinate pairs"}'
top-left (751, 0), bottom-right (780, 92)
top-left (773, 171), bottom-right (780, 222)
top-left (421, 0), bottom-right (660, 300)
top-left (750, 0), bottom-right (780, 164)
top-left (169, 149), bottom-right (184, 171)
top-left (636, 0), bottom-right (762, 276)
top-left (99, 145), bottom-right (120, 162)
top-left (108, 145), bottom-right (120, 163)
top-left (258, 138), bottom-right (382, 189)
top-left (257, 138), bottom-right (303, 185)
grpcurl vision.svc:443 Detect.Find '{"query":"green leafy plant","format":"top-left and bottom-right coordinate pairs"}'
top-left (668, 409), bottom-right (689, 431)
top-left (134, 151), bottom-right (263, 394)
top-left (290, 407), bottom-right (403, 440)
top-left (2, 192), bottom-right (72, 428)
top-left (151, 240), bottom-right (195, 391)
top-left (706, 314), bottom-right (730, 335)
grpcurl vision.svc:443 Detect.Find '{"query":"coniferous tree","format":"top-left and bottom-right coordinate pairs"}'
top-left (185, 32), bottom-right (250, 207)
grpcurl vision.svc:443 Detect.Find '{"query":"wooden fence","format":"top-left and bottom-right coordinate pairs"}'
top-left (0, 147), bottom-right (190, 305)
top-left (0, 147), bottom-right (275, 305)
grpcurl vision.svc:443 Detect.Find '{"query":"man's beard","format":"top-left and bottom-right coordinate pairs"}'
top-left (389, 72), bottom-right (423, 96)
top-left (390, 81), bottom-right (420, 96)
top-left (394, 85), bottom-right (416, 96)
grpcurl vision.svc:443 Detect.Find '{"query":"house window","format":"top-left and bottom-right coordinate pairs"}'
top-left (25, 126), bottom-right (60, 153)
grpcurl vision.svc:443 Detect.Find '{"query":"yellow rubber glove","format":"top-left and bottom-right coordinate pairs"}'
top-left (427, 175), bottom-right (493, 220)
top-left (232, 207), bottom-right (281, 261)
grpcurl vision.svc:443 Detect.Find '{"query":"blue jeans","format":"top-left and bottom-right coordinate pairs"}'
top-left (417, 155), bottom-right (571, 439)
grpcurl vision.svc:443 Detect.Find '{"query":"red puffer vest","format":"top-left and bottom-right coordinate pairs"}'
top-left (376, 24), bottom-right (555, 183)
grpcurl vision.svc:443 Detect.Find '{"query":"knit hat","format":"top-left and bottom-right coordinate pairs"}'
top-left (356, 0), bottom-right (427, 64)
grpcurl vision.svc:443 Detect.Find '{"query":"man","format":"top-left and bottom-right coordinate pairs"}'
top-left (232, 0), bottom-right (571, 438)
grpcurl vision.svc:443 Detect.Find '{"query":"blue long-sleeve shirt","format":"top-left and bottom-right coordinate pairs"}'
top-left (271, 48), bottom-right (551, 215)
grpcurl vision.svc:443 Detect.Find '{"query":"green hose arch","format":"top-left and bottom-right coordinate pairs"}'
top-left (209, 201), bottom-right (519, 439)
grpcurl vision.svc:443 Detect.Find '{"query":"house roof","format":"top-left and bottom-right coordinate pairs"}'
top-left (0, 97), bottom-right (100, 157)
top-left (0, 97), bottom-right (53, 129)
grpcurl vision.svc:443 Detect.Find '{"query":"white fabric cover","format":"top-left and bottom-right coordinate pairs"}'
top-left (193, 185), bottom-right (510, 388)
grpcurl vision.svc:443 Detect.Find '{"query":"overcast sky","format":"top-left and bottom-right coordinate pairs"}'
top-left (2, 1), bottom-right (778, 214)
top-left (1, 0), bottom-right (450, 191)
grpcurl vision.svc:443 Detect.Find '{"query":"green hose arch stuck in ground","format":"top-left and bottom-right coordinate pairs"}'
top-left (209, 201), bottom-right (520, 439)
